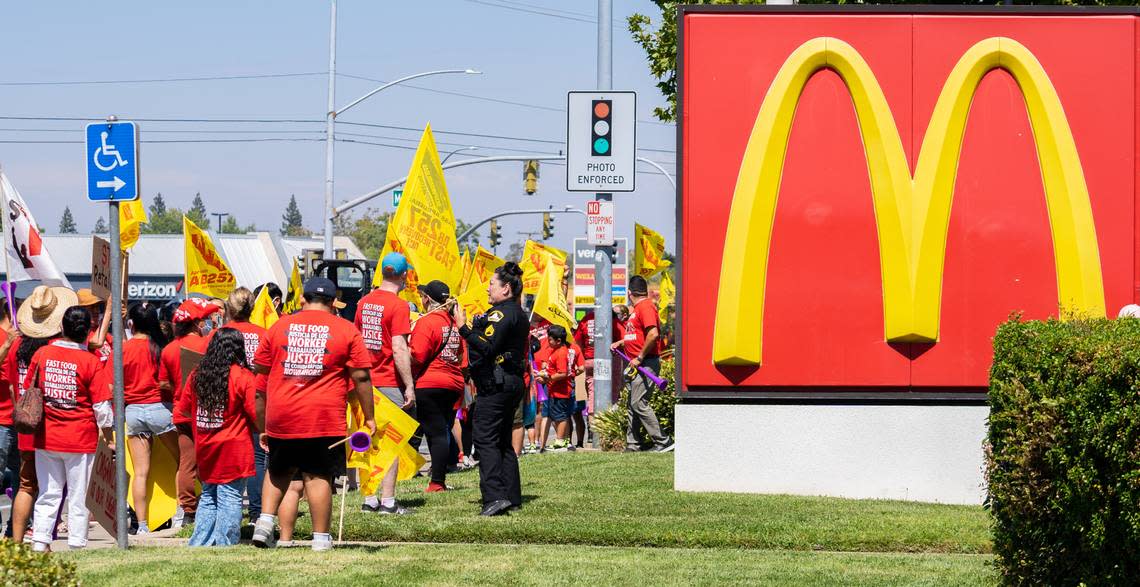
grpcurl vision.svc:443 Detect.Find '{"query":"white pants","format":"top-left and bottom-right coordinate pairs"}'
top-left (34, 450), bottom-right (95, 548)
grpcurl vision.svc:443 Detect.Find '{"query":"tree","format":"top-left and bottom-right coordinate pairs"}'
top-left (332, 208), bottom-right (390, 261)
top-left (220, 216), bottom-right (256, 234)
top-left (92, 216), bottom-right (108, 234)
top-left (281, 194), bottom-right (309, 237)
top-left (58, 207), bottom-right (77, 234)
top-left (456, 218), bottom-right (480, 251)
top-left (186, 193), bottom-right (209, 228)
top-left (143, 193), bottom-right (184, 233)
top-left (505, 241), bottom-right (525, 262)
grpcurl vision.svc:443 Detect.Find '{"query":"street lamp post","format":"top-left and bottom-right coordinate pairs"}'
top-left (321, 1), bottom-right (481, 258)
top-left (441, 146), bottom-right (479, 165)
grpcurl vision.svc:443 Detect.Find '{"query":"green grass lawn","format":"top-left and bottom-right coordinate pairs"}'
top-left (60, 452), bottom-right (996, 585)
top-left (66, 544), bottom-right (995, 586)
top-left (291, 452), bottom-right (992, 554)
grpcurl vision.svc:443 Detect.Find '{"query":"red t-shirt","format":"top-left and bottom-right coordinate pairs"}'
top-left (569, 343), bottom-right (585, 373)
top-left (255, 310), bottom-right (372, 439)
top-left (161, 333), bottom-right (211, 420)
top-left (6, 336), bottom-right (36, 450)
top-left (623, 299), bottom-right (661, 359)
top-left (0, 330), bottom-right (13, 426)
top-left (122, 337), bottom-right (162, 405)
top-left (23, 340), bottom-right (110, 453)
top-left (225, 321), bottom-right (266, 367)
top-left (544, 345), bottom-right (572, 399)
top-left (89, 333), bottom-right (112, 364)
top-left (177, 365), bottom-right (258, 484)
top-left (573, 314), bottom-right (624, 361)
top-left (354, 289), bottom-right (411, 388)
top-left (410, 311), bottom-right (467, 392)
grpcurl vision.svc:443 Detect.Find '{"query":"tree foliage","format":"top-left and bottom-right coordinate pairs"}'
top-left (332, 207), bottom-right (391, 261)
top-left (58, 206), bottom-right (77, 234)
top-left (92, 216), bottom-right (108, 234)
top-left (186, 192), bottom-right (209, 228)
top-left (220, 215), bottom-right (256, 234)
top-left (143, 193), bottom-right (184, 234)
top-left (281, 194), bottom-right (309, 237)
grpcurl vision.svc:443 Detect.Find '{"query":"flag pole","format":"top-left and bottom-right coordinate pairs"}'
top-left (0, 168), bottom-right (16, 328)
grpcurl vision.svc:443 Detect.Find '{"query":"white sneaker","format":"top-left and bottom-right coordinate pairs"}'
top-left (251, 518), bottom-right (277, 549)
top-left (312, 536), bottom-right (333, 552)
top-left (171, 508), bottom-right (185, 529)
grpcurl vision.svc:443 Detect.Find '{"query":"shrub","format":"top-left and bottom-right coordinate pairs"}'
top-left (0, 539), bottom-right (80, 587)
top-left (595, 356), bottom-right (678, 451)
top-left (987, 316), bottom-right (1140, 585)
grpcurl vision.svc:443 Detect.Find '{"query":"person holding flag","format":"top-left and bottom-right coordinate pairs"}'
top-left (354, 252), bottom-right (417, 515)
top-left (451, 263), bottom-right (529, 517)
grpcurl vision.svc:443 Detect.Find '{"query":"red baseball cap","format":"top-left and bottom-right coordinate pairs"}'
top-left (173, 298), bottom-right (217, 323)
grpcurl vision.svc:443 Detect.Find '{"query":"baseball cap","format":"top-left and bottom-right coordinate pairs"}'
top-left (417, 280), bottom-right (450, 304)
top-left (381, 252), bottom-right (412, 277)
top-left (173, 297), bottom-right (217, 323)
top-left (304, 277), bottom-right (337, 298)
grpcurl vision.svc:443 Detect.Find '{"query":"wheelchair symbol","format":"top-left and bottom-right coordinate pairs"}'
top-left (93, 131), bottom-right (128, 172)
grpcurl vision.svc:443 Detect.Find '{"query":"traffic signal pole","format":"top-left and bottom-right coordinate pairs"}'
top-left (592, 0), bottom-right (616, 428)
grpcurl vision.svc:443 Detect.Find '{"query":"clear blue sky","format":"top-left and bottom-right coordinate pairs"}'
top-left (0, 0), bottom-right (676, 256)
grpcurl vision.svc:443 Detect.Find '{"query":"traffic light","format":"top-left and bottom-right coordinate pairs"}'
top-left (489, 220), bottom-right (502, 248)
top-left (542, 212), bottom-right (554, 240)
top-left (591, 99), bottom-right (612, 156)
top-left (523, 160), bottom-right (540, 195)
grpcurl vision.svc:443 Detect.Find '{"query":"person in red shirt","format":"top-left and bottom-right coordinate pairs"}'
top-left (410, 281), bottom-right (467, 492)
top-left (176, 328), bottom-right (260, 546)
top-left (529, 317), bottom-right (552, 452)
top-left (353, 252), bottom-right (415, 515)
top-left (252, 277), bottom-right (375, 552)
top-left (24, 305), bottom-right (113, 552)
top-left (159, 297), bottom-right (221, 525)
top-left (573, 309), bottom-right (624, 419)
top-left (567, 337), bottom-right (587, 448)
top-left (614, 276), bottom-right (673, 453)
top-left (76, 289), bottom-right (112, 364)
top-left (122, 302), bottom-right (178, 535)
top-left (537, 326), bottom-right (575, 451)
top-left (223, 286), bottom-right (271, 523)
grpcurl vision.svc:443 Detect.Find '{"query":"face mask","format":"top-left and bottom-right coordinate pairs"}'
top-left (201, 318), bottom-right (216, 336)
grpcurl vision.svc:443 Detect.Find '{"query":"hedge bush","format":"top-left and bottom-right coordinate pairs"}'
top-left (987, 316), bottom-right (1140, 585)
top-left (0, 540), bottom-right (80, 587)
top-left (595, 356), bottom-right (677, 451)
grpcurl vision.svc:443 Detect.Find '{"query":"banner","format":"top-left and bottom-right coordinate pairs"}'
top-left (283, 259), bottom-right (303, 314)
top-left (532, 251), bottom-right (574, 330)
top-left (658, 270), bottom-right (675, 322)
top-left (468, 246), bottom-right (506, 291)
top-left (348, 389), bottom-right (423, 494)
top-left (183, 216), bottom-right (236, 298)
top-left (125, 433), bottom-right (180, 530)
top-left (85, 441), bottom-right (118, 536)
top-left (458, 247), bottom-right (472, 293)
top-left (520, 240), bottom-right (567, 295)
top-left (379, 125), bottom-right (463, 292)
top-left (634, 223), bottom-right (670, 279)
top-left (0, 171), bottom-right (70, 287)
top-left (251, 285), bottom-right (279, 329)
top-left (374, 220), bottom-right (422, 306)
top-left (120, 197), bottom-right (148, 251)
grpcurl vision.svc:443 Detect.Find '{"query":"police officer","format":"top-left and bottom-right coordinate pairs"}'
top-left (452, 262), bottom-right (529, 516)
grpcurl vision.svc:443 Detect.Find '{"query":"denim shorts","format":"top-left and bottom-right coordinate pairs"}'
top-left (547, 397), bottom-right (575, 423)
top-left (125, 402), bottom-right (176, 437)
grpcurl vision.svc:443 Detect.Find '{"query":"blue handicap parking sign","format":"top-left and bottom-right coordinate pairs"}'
top-left (86, 121), bottom-right (138, 201)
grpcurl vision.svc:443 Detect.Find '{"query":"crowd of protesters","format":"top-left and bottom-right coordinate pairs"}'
top-left (0, 254), bottom-right (673, 552)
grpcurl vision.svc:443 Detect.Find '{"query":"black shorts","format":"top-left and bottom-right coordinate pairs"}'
top-left (266, 436), bottom-right (345, 480)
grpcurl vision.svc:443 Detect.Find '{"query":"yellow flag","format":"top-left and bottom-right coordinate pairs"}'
top-left (347, 388), bottom-right (423, 494)
top-left (634, 223), bottom-right (671, 278)
top-left (183, 216), bottom-right (235, 298)
top-left (467, 246), bottom-right (506, 292)
top-left (458, 247), bottom-right (473, 293)
top-left (119, 198), bottom-right (148, 251)
top-left (532, 251), bottom-right (574, 330)
top-left (519, 240), bottom-right (568, 295)
top-left (283, 260), bottom-right (303, 314)
top-left (379, 125), bottom-right (463, 292)
top-left (250, 285), bottom-right (279, 329)
top-left (658, 271), bottom-right (675, 322)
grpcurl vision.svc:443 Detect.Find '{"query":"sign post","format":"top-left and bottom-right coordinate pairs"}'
top-left (86, 117), bottom-right (138, 549)
top-left (567, 89), bottom-right (635, 430)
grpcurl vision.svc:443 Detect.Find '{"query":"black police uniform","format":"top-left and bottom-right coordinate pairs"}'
top-left (460, 298), bottom-right (529, 514)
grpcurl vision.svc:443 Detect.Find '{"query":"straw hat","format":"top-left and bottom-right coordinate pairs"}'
top-left (17, 286), bottom-right (79, 339)
top-left (75, 288), bottom-right (105, 307)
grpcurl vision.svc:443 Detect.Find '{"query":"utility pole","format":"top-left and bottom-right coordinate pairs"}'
top-left (211, 212), bottom-right (229, 233)
top-left (322, 0), bottom-right (337, 259)
top-left (593, 0), bottom-right (616, 425)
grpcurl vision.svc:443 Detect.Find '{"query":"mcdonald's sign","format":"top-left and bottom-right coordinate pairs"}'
top-left (679, 8), bottom-right (1139, 395)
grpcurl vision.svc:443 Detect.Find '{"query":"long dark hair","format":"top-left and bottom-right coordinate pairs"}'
top-left (128, 302), bottom-right (168, 364)
top-left (495, 262), bottom-right (525, 300)
top-left (16, 336), bottom-right (51, 370)
top-left (192, 327), bottom-right (247, 416)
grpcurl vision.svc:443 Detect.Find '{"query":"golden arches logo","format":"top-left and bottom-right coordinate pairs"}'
top-left (713, 37), bottom-right (1105, 367)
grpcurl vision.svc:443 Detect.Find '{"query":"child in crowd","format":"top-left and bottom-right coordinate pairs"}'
top-left (538, 326), bottom-right (575, 452)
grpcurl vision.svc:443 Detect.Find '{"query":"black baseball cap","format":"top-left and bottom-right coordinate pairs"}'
top-left (304, 277), bottom-right (337, 298)
top-left (417, 280), bottom-right (450, 304)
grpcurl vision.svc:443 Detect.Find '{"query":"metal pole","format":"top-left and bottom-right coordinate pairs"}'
top-left (109, 200), bottom-right (127, 549)
top-left (322, 0), bottom-right (337, 260)
top-left (593, 0), bottom-right (615, 432)
top-left (457, 208), bottom-right (587, 243)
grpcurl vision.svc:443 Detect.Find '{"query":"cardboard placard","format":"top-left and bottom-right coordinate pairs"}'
top-left (575, 373), bottom-right (588, 401)
top-left (91, 236), bottom-right (112, 300)
top-left (180, 347), bottom-right (204, 386)
top-left (85, 440), bottom-right (118, 536)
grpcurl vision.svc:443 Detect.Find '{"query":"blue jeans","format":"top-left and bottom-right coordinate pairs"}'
top-left (0, 425), bottom-right (12, 531)
top-left (188, 478), bottom-right (246, 547)
top-left (247, 432), bottom-right (266, 519)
